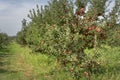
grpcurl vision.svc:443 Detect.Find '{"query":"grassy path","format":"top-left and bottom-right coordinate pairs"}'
top-left (0, 42), bottom-right (56, 80)
top-left (0, 48), bottom-right (16, 80)
top-left (0, 43), bottom-right (29, 80)
top-left (0, 42), bottom-right (120, 80)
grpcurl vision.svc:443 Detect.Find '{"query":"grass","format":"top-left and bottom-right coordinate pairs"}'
top-left (0, 42), bottom-right (56, 80)
top-left (0, 42), bottom-right (120, 80)
top-left (85, 45), bottom-right (120, 80)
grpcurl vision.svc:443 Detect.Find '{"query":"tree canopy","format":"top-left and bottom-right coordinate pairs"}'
top-left (16, 0), bottom-right (120, 79)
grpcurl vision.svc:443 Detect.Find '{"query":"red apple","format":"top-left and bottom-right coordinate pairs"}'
top-left (96, 27), bottom-right (101, 32)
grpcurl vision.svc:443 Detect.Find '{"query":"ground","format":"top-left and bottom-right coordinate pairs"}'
top-left (0, 42), bottom-right (120, 80)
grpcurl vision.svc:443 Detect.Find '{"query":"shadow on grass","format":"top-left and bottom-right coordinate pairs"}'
top-left (0, 48), bottom-right (17, 74)
top-left (0, 69), bottom-right (17, 74)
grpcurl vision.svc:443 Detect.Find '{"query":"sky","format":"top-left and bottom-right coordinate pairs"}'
top-left (0, 0), bottom-right (115, 36)
top-left (0, 0), bottom-right (49, 36)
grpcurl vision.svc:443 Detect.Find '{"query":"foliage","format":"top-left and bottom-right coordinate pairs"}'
top-left (16, 0), bottom-right (120, 79)
top-left (16, 19), bottom-right (28, 45)
top-left (0, 32), bottom-right (9, 49)
top-left (104, 24), bottom-right (120, 47)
